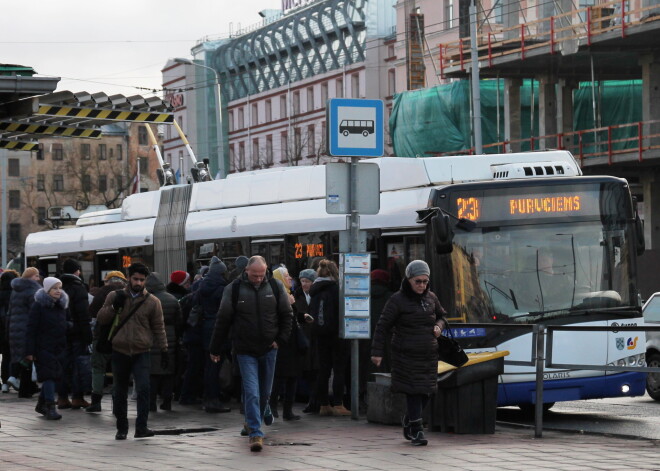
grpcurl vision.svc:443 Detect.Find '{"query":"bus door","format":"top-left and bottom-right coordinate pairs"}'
top-left (381, 230), bottom-right (426, 290)
top-left (251, 238), bottom-right (285, 272)
top-left (95, 250), bottom-right (121, 287)
top-left (35, 255), bottom-right (58, 277)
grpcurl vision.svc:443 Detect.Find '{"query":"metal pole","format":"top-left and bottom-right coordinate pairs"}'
top-left (534, 325), bottom-right (545, 438)
top-left (1, 153), bottom-right (7, 268)
top-left (470, 0), bottom-right (483, 154)
top-left (349, 156), bottom-right (360, 420)
top-left (212, 69), bottom-right (226, 178)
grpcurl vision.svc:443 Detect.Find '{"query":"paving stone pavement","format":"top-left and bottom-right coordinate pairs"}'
top-left (0, 391), bottom-right (658, 471)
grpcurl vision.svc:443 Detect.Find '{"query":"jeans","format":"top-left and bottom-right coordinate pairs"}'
top-left (111, 351), bottom-right (150, 432)
top-left (40, 379), bottom-right (56, 403)
top-left (406, 393), bottom-right (430, 422)
top-left (236, 349), bottom-right (277, 438)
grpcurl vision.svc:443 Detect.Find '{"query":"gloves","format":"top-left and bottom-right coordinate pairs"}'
top-left (112, 290), bottom-right (127, 311)
top-left (161, 351), bottom-right (170, 370)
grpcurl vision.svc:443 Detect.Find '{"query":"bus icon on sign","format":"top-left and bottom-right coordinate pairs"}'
top-left (339, 119), bottom-right (374, 137)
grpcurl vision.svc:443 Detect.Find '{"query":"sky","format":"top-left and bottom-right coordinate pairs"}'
top-left (1, 0), bottom-right (284, 99)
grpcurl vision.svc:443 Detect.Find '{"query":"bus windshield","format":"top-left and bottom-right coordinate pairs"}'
top-left (448, 221), bottom-right (636, 323)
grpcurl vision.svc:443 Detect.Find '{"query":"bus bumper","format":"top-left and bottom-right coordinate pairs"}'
top-left (497, 372), bottom-right (647, 406)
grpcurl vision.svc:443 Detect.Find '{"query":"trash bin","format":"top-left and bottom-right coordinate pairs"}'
top-left (366, 374), bottom-right (406, 425)
top-left (428, 351), bottom-right (508, 434)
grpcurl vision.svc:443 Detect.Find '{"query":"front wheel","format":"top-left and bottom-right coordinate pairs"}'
top-left (646, 352), bottom-right (660, 401)
top-left (342, 130), bottom-right (349, 136)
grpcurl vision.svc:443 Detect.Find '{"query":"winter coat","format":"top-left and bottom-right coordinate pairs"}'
top-left (25, 289), bottom-right (69, 382)
top-left (0, 274), bottom-right (17, 348)
top-left (88, 281), bottom-right (126, 320)
top-left (308, 278), bottom-right (340, 337)
top-left (368, 281), bottom-right (395, 372)
top-left (146, 275), bottom-right (182, 375)
top-left (209, 272), bottom-right (292, 358)
top-left (274, 287), bottom-right (303, 378)
top-left (371, 280), bottom-right (447, 395)
top-left (198, 268), bottom-right (227, 350)
top-left (60, 273), bottom-right (93, 346)
top-left (97, 287), bottom-right (167, 356)
top-left (166, 282), bottom-right (189, 300)
top-left (293, 286), bottom-right (317, 372)
top-left (8, 277), bottom-right (42, 361)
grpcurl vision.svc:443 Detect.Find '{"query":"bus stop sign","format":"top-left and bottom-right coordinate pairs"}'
top-left (327, 98), bottom-right (384, 157)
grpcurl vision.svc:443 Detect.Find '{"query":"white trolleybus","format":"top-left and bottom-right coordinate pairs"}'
top-left (25, 150), bottom-right (647, 410)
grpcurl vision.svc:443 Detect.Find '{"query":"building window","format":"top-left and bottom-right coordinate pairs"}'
top-left (266, 135), bottom-right (273, 166)
top-left (8, 224), bottom-right (20, 242)
top-left (139, 157), bottom-right (148, 174)
top-left (81, 143), bottom-right (91, 160)
top-left (116, 175), bottom-right (123, 191)
top-left (52, 143), bottom-right (63, 160)
top-left (307, 86), bottom-right (314, 110)
top-left (99, 175), bottom-right (108, 192)
top-left (37, 174), bottom-right (45, 191)
top-left (293, 91), bottom-right (300, 115)
top-left (388, 44), bottom-right (395, 58)
top-left (98, 144), bottom-right (107, 160)
top-left (8, 158), bottom-right (19, 177)
top-left (388, 69), bottom-right (396, 96)
top-left (238, 142), bottom-right (246, 170)
top-left (280, 132), bottom-right (288, 162)
top-left (252, 139), bottom-right (260, 169)
top-left (351, 73), bottom-right (360, 98)
top-left (36, 144), bottom-right (44, 160)
top-left (116, 144), bottom-right (123, 161)
top-left (53, 174), bottom-right (64, 192)
top-left (37, 207), bottom-right (47, 226)
top-left (280, 95), bottom-right (287, 118)
top-left (9, 190), bottom-right (20, 209)
top-left (82, 174), bottom-right (92, 192)
top-left (109, 147), bottom-right (114, 160)
top-left (321, 83), bottom-right (328, 106)
top-left (178, 116), bottom-right (184, 131)
top-left (251, 103), bottom-right (258, 126)
top-left (138, 126), bottom-right (148, 145)
top-left (321, 121), bottom-right (327, 152)
top-left (229, 144), bottom-right (236, 172)
top-left (336, 78), bottom-right (344, 98)
top-left (228, 111), bottom-right (235, 132)
top-left (294, 128), bottom-right (302, 159)
top-left (307, 124), bottom-right (315, 156)
top-left (445, 0), bottom-right (454, 28)
top-left (265, 99), bottom-right (272, 122)
top-left (238, 108), bottom-right (245, 129)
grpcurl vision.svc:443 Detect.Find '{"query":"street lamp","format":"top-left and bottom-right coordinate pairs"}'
top-left (173, 57), bottom-right (228, 178)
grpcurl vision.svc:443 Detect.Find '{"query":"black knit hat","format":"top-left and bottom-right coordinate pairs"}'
top-left (62, 258), bottom-right (82, 274)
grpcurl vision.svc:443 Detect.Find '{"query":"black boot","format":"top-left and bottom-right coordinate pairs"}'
top-left (409, 419), bottom-right (427, 446)
top-left (269, 397), bottom-right (279, 418)
top-left (160, 397), bottom-right (172, 411)
top-left (283, 401), bottom-right (300, 421)
top-left (402, 415), bottom-right (412, 440)
top-left (45, 402), bottom-right (62, 420)
top-left (86, 393), bottom-right (103, 413)
top-left (35, 396), bottom-right (47, 416)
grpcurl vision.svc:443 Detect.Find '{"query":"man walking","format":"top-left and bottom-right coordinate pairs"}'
top-left (97, 263), bottom-right (167, 440)
top-left (210, 256), bottom-right (292, 452)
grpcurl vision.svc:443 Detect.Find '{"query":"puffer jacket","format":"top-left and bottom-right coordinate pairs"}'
top-left (60, 273), bottom-right (92, 345)
top-left (25, 289), bottom-right (69, 382)
top-left (209, 272), bottom-right (292, 358)
top-left (8, 277), bottom-right (42, 360)
top-left (97, 287), bottom-right (167, 356)
top-left (146, 274), bottom-right (182, 375)
top-left (371, 280), bottom-right (447, 395)
top-left (308, 278), bottom-right (340, 336)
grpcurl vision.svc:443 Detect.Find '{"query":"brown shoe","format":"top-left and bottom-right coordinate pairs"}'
top-left (71, 398), bottom-right (90, 410)
top-left (57, 397), bottom-right (72, 409)
top-left (332, 405), bottom-right (351, 416)
top-left (319, 405), bottom-right (334, 416)
top-left (249, 436), bottom-right (263, 452)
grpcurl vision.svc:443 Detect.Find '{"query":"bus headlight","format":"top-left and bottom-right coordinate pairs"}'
top-left (621, 384), bottom-right (630, 394)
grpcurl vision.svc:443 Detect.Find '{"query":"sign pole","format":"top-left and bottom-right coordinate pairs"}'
top-left (349, 156), bottom-right (360, 420)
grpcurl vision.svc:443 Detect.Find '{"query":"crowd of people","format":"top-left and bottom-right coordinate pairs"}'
top-left (0, 256), bottom-right (447, 450)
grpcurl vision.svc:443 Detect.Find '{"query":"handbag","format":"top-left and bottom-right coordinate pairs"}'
top-left (294, 320), bottom-right (310, 352)
top-left (437, 324), bottom-right (469, 367)
top-left (95, 294), bottom-right (150, 354)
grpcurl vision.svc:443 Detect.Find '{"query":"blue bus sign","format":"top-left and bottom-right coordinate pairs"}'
top-left (327, 98), bottom-right (384, 157)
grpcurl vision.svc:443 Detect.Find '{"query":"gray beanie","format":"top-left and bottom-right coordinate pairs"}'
top-left (405, 260), bottom-right (430, 279)
top-left (235, 255), bottom-right (249, 269)
top-left (299, 269), bottom-right (317, 281)
top-left (199, 265), bottom-right (210, 277)
top-left (209, 256), bottom-right (227, 276)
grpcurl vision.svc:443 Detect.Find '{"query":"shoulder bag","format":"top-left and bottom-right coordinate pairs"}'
top-left (96, 294), bottom-right (150, 354)
top-left (437, 322), bottom-right (469, 367)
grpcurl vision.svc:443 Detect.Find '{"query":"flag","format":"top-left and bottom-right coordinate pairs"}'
top-left (131, 174), bottom-right (139, 194)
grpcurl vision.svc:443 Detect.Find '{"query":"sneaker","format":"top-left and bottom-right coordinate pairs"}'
top-left (411, 431), bottom-right (428, 446)
top-left (6, 376), bottom-right (20, 391)
top-left (402, 415), bottom-right (412, 441)
top-left (263, 404), bottom-right (274, 426)
top-left (332, 405), bottom-right (351, 416)
top-left (319, 405), bottom-right (334, 416)
top-left (1, 384), bottom-right (8, 393)
top-left (249, 436), bottom-right (263, 452)
top-left (57, 397), bottom-right (72, 409)
top-left (71, 398), bottom-right (90, 409)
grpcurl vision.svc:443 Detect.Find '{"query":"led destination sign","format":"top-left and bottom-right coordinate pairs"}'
top-left (455, 190), bottom-right (601, 223)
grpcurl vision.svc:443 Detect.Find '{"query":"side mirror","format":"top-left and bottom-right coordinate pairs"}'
top-left (432, 214), bottom-right (454, 254)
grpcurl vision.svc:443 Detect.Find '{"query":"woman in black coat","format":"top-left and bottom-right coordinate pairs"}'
top-left (293, 269), bottom-right (318, 413)
top-left (0, 270), bottom-right (19, 393)
top-left (25, 277), bottom-right (69, 420)
top-left (371, 260), bottom-right (447, 446)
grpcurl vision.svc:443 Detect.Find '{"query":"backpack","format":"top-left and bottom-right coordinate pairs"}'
top-left (230, 278), bottom-right (280, 311)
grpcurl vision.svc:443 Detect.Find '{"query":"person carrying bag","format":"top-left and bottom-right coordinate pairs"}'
top-left (95, 290), bottom-right (149, 354)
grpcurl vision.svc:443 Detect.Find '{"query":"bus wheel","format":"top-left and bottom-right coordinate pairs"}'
top-left (518, 402), bottom-right (555, 415)
top-left (343, 130), bottom-right (349, 136)
top-left (362, 130), bottom-right (369, 137)
top-left (646, 352), bottom-right (660, 401)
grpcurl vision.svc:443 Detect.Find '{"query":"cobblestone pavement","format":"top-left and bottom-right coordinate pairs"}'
top-left (0, 391), bottom-right (658, 471)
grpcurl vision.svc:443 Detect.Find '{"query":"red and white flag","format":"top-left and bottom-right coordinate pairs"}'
top-left (131, 173), bottom-right (139, 194)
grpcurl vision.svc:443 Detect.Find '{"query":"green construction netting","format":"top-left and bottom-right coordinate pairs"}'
top-left (390, 80), bottom-right (642, 156)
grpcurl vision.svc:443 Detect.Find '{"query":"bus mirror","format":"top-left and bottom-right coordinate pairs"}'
top-left (635, 214), bottom-right (645, 256)
top-left (432, 214), bottom-right (454, 254)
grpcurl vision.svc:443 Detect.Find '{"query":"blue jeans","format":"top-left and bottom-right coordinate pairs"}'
top-left (236, 349), bottom-right (277, 438)
top-left (111, 351), bottom-right (150, 432)
top-left (40, 379), bottom-right (56, 403)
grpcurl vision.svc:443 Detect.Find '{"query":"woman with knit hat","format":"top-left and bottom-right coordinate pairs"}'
top-left (371, 260), bottom-right (447, 446)
top-left (25, 277), bottom-right (69, 420)
top-left (293, 268), bottom-right (319, 414)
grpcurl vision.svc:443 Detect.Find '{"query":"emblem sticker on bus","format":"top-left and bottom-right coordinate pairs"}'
top-left (450, 327), bottom-right (487, 338)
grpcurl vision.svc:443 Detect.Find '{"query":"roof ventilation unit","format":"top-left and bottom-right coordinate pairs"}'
top-left (491, 161), bottom-right (579, 180)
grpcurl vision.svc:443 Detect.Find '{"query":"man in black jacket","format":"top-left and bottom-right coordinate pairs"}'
top-left (58, 258), bottom-right (93, 409)
top-left (209, 256), bottom-right (292, 452)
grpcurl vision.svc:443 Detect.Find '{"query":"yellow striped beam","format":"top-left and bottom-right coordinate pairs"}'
top-left (36, 105), bottom-right (174, 123)
top-left (0, 121), bottom-right (101, 138)
top-left (0, 139), bottom-right (38, 151)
